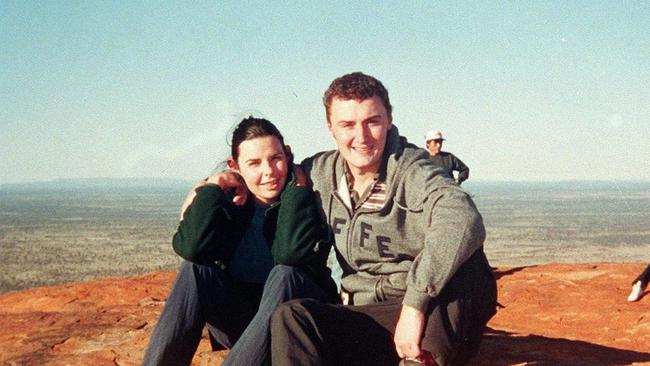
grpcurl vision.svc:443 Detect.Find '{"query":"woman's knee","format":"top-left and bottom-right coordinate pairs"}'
top-left (269, 264), bottom-right (302, 277)
top-left (173, 261), bottom-right (202, 288)
top-left (177, 261), bottom-right (229, 289)
top-left (179, 260), bottom-right (214, 275)
top-left (266, 265), bottom-right (305, 286)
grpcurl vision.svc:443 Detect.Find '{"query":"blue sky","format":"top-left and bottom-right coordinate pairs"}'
top-left (1, 1), bottom-right (648, 183)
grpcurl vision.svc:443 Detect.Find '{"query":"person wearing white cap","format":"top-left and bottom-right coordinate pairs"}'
top-left (424, 131), bottom-right (469, 186)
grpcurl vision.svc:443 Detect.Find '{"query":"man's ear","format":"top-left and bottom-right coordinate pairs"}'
top-left (387, 114), bottom-right (393, 130)
top-left (326, 120), bottom-right (334, 135)
top-left (227, 158), bottom-right (239, 174)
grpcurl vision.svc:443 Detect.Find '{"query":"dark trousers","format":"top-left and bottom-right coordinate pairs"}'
top-left (142, 262), bottom-right (333, 366)
top-left (633, 264), bottom-right (650, 286)
top-left (271, 249), bottom-right (497, 366)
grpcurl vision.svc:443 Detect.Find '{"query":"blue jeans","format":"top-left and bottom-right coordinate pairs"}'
top-left (142, 262), bottom-right (332, 366)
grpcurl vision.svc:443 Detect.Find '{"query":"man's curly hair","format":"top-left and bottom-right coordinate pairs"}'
top-left (323, 72), bottom-right (392, 121)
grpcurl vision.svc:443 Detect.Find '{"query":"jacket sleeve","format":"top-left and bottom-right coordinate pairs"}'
top-left (271, 178), bottom-right (330, 268)
top-left (172, 184), bottom-right (240, 264)
top-left (403, 186), bottom-right (485, 312)
top-left (451, 154), bottom-right (470, 183)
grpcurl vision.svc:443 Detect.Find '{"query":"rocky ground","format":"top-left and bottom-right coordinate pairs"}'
top-left (1, 263), bottom-right (648, 366)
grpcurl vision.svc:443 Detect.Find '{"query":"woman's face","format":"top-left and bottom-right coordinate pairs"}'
top-left (230, 135), bottom-right (289, 205)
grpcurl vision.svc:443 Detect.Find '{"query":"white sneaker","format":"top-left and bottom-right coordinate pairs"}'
top-left (627, 281), bottom-right (644, 302)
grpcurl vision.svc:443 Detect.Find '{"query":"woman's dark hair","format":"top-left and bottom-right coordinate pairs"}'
top-left (231, 116), bottom-right (288, 161)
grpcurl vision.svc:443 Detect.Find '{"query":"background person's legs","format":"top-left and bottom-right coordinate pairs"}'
top-left (633, 264), bottom-right (650, 286)
top-left (628, 264), bottom-right (650, 302)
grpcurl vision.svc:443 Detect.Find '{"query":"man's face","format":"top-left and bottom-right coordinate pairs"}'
top-left (327, 96), bottom-right (392, 175)
top-left (427, 139), bottom-right (443, 156)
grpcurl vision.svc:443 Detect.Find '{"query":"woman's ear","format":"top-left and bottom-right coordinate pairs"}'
top-left (227, 158), bottom-right (239, 173)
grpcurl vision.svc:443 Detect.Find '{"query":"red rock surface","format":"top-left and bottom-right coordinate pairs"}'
top-left (1, 263), bottom-right (648, 365)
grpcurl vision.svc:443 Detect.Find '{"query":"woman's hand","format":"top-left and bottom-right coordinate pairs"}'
top-left (205, 171), bottom-right (248, 205)
top-left (179, 172), bottom-right (248, 221)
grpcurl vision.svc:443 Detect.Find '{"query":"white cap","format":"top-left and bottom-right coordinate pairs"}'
top-left (425, 130), bottom-right (445, 143)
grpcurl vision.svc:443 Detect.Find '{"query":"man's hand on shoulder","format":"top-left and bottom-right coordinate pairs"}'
top-left (179, 172), bottom-right (247, 221)
top-left (394, 304), bottom-right (425, 359)
top-left (293, 165), bottom-right (307, 187)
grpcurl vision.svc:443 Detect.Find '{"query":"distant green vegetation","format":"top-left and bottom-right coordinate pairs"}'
top-left (1, 181), bottom-right (649, 293)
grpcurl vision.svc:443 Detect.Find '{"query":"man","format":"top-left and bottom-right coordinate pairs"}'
top-left (425, 131), bottom-right (469, 186)
top-left (270, 72), bottom-right (497, 366)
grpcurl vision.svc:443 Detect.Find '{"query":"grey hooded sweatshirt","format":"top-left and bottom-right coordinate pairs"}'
top-left (301, 125), bottom-right (486, 312)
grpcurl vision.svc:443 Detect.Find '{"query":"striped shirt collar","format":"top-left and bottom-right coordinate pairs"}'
top-left (342, 162), bottom-right (387, 212)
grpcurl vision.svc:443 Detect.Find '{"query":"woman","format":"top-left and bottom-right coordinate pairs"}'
top-left (142, 117), bottom-right (338, 366)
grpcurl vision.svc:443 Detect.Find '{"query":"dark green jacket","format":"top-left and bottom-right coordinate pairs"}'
top-left (172, 173), bottom-right (337, 296)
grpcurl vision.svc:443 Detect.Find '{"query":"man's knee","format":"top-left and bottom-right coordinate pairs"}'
top-left (270, 299), bottom-right (310, 328)
top-left (270, 301), bottom-right (291, 326)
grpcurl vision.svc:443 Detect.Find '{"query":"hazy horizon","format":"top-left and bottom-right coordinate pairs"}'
top-left (2, 177), bottom-right (650, 192)
top-left (2, 2), bottom-right (648, 184)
